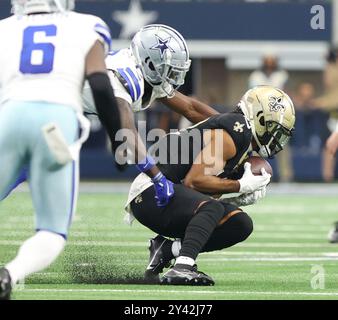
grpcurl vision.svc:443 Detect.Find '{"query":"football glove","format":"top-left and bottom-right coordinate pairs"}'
top-left (238, 162), bottom-right (271, 194)
top-left (152, 172), bottom-right (175, 207)
top-left (226, 186), bottom-right (267, 207)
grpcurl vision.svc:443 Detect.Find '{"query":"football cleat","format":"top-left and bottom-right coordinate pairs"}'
top-left (328, 222), bottom-right (338, 243)
top-left (144, 235), bottom-right (174, 283)
top-left (0, 268), bottom-right (12, 300)
top-left (160, 264), bottom-right (215, 286)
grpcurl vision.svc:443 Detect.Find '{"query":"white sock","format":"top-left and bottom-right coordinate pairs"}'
top-left (175, 256), bottom-right (195, 267)
top-left (171, 240), bottom-right (181, 258)
top-left (5, 231), bottom-right (66, 285)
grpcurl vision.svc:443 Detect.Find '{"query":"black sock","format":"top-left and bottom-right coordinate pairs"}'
top-left (179, 201), bottom-right (224, 260)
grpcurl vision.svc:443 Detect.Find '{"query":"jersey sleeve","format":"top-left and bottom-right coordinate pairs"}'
top-left (92, 18), bottom-right (112, 55)
top-left (112, 67), bottom-right (144, 103)
top-left (107, 70), bottom-right (133, 105)
top-left (82, 71), bottom-right (133, 115)
top-left (215, 113), bottom-right (252, 154)
top-left (75, 14), bottom-right (112, 60)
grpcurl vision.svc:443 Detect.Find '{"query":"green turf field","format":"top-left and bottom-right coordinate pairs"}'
top-left (1, 187), bottom-right (338, 300)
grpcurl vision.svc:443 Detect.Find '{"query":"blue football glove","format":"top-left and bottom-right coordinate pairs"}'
top-left (152, 172), bottom-right (175, 207)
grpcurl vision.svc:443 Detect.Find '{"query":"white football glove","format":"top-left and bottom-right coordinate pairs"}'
top-left (226, 186), bottom-right (267, 207)
top-left (238, 162), bottom-right (271, 194)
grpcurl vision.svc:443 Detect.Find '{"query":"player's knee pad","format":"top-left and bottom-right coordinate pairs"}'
top-left (232, 212), bottom-right (253, 242)
top-left (201, 211), bottom-right (253, 253)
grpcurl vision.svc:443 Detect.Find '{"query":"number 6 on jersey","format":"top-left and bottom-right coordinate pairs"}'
top-left (20, 25), bottom-right (57, 74)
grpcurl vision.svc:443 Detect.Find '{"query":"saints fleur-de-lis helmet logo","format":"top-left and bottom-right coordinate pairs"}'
top-left (268, 96), bottom-right (285, 112)
top-left (233, 121), bottom-right (245, 133)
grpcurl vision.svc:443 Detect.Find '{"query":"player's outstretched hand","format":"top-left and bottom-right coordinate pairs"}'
top-left (238, 162), bottom-right (271, 194)
top-left (152, 172), bottom-right (175, 207)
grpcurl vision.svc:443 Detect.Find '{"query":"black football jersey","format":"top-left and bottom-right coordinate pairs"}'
top-left (150, 110), bottom-right (253, 183)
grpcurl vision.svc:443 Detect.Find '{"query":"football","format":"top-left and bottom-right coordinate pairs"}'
top-left (245, 156), bottom-right (273, 177)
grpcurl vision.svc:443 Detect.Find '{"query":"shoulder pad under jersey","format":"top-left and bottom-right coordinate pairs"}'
top-left (105, 49), bottom-right (144, 103)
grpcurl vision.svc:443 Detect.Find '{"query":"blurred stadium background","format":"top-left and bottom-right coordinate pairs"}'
top-left (1, 0), bottom-right (338, 182)
top-left (2, 0), bottom-right (338, 300)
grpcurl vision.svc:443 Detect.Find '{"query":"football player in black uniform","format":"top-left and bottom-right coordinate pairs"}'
top-left (325, 128), bottom-right (338, 243)
top-left (125, 85), bottom-right (296, 285)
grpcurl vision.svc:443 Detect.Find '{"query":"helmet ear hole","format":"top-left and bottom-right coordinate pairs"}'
top-left (144, 57), bottom-right (155, 71)
top-left (259, 116), bottom-right (265, 126)
top-left (148, 62), bottom-right (155, 71)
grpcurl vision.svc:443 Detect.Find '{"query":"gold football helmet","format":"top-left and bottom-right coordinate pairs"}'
top-left (239, 85), bottom-right (296, 158)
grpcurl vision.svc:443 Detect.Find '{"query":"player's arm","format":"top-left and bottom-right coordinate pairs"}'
top-left (160, 91), bottom-right (219, 124)
top-left (86, 42), bottom-right (174, 206)
top-left (184, 129), bottom-right (239, 194)
top-left (113, 95), bottom-right (161, 176)
top-left (85, 42), bottom-right (156, 175)
top-left (184, 130), bottom-right (270, 194)
top-left (85, 40), bottom-right (122, 157)
top-left (113, 96), bottom-right (175, 207)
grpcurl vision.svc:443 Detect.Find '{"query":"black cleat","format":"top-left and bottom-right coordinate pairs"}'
top-left (328, 222), bottom-right (338, 243)
top-left (144, 235), bottom-right (174, 283)
top-left (0, 268), bottom-right (12, 300)
top-left (160, 264), bottom-right (215, 286)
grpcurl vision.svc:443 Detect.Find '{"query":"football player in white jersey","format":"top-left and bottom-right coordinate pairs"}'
top-left (0, 0), bottom-right (123, 300)
top-left (0, 22), bottom-right (217, 296)
top-left (81, 24), bottom-right (218, 203)
top-left (5, 24), bottom-right (218, 204)
top-left (83, 24), bottom-right (217, 123)
top-left (0, 0), bottom-right (133, 300)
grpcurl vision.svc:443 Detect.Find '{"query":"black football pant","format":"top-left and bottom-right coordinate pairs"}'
top-left (130, 184), bottom-right (253, 258)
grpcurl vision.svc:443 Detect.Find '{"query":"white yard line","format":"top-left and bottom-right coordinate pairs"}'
top-left (18, 288), bottom-right (338, 297)
top-left (255, 225), bottom-right (332, 231)
top-left (251, 234), bottom-right (326, 239)
top-left (0, 240), bottom-right (337, 248)
top-left (206, 252), bottom-right (338, 256)
top-left (0, 232), bottom-right (330, 240)
top-left (5, 252), bottom-right (337, 266)
top-left (4, 255), bottom-right (337, 268)
top-left (240, 243), bottom-right (337, 248)
top-left (199, 257), bottom-right (338, 262)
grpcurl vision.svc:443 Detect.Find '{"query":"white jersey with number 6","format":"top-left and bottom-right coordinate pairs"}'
top-left (0, 12), bottom-right (111, 112)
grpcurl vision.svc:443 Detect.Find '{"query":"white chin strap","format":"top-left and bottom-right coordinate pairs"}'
top-left (258, 145), bottom-right (270, 158)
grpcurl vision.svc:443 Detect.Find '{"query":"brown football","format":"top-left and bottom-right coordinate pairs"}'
top-left (245, 156), bottom-right (273, 177)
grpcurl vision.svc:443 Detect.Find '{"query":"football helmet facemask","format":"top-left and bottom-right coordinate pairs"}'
top-left (239, 85), bottom-right (295, 158)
